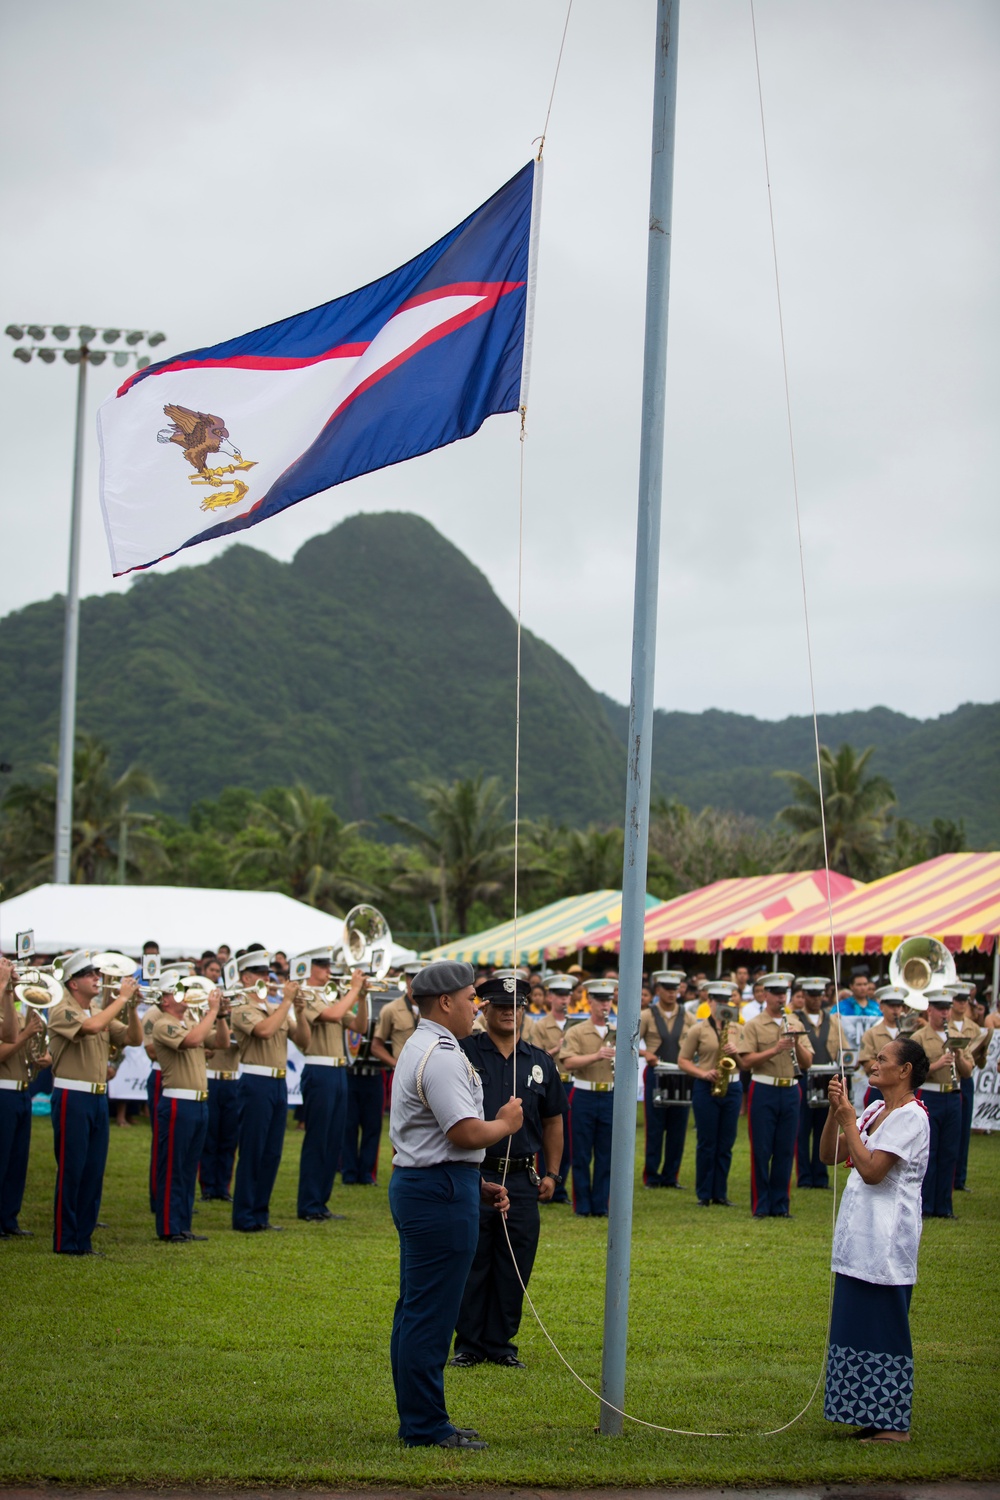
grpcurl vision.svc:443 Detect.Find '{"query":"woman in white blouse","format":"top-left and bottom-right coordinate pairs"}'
top-left (819, 1036), bottom-right (931, 1443)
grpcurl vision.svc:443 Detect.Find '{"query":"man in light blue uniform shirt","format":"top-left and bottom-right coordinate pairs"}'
top-left (388, 959), bottom-right (522, 1451)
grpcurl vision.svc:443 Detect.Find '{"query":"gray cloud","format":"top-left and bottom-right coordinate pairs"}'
top-left (1, 0), bottom-right (997, 719)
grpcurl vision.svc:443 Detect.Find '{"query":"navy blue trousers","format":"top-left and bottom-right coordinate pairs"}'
top-left (199, 1078), bottom-right (238, 1199)
top-left (747, 1080), bottom-right (799, 1216)
top-left (919, 1089), bottom-right (961, 1217)
top-left (297, 1064), bottom-right (347, 1215)
top-left (956, 1076), bottom-right (974, 1189)
top-left (147, 1067), bottom-right (162, 1213)
top-left (389, 1163), bottom-right (480, 1445)
top-left (51, 1087), bottom-right (109, 1254)
top-left (454, 1170), bottom-right (540, 1361)
top-left (691, 1078), bottom-right (741, 1203)
top-left (233, 1074), bottom-right (288, 1231)
top-left (341, 1069), bottom-right (384, 1184)
top-left (0, 1089), bottom-right (31, 1233)
top-left (569, 1087), bottom-right (614, 1215)
top-left (796, 1079), bottom-right (830, 1188)
top-left (642, 1064), bottom-right (689, 1185)
top-left (156, 1096), bottom-right (208, 1238)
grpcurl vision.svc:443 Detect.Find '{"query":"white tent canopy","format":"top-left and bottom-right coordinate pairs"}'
top-left (0, 883), bottom-right (417, 965)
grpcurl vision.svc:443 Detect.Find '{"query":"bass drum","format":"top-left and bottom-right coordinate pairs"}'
top-left (651, 1062), bottom-right (693, 1108)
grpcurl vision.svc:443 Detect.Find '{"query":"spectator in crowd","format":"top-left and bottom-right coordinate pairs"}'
top-left (217, 944), bottom-right (232, 965)
top-left (833, 973), bottom-right (882, 1020)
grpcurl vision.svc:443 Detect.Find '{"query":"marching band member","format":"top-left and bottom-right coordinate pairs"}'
top-left (450, 972), bottom-right (564, 1369)
top-left (151, 978), bottom-right (230, 1242)
top-left (858, 986), bottom-right (907, 1108)
top-left (199, 988), bottom-right (240, 1203)
top-left (341, 980), bottom-right (387, 1187)
top-left (559, 979), bottom-right (617, 1217)
top-left (523, 973), bottom-right (574, 1203)
top-left (230, 946), bottom-right (309, 1233)
top-left (48, 951), bottom-right (142, 1255)
top-left (678, 981), bottom-right (749, 1206)
top-left (945, 982), bottom-right (986, 1193)
top-left (741, 972), bottom-right (813, 1218)
top-left (638, 970), bottom-right (692, 1189)
top-left (142, 988), bottom-right (165, 1213)
top-left (796, 976), bottom-right (846, 1189)
top-left (910, 990), bottom-right (971, 1219)
top-left (0, 957), bottom-right (49, 1238)
top-left (295, 951), bottom-right (367, 1222)
top-left (370, 963), bottom-right (421, 1089)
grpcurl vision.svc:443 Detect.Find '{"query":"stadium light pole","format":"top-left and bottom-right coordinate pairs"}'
top-left (599, 0), bottom-right (679, 1436)
top-left (5, 323), bottom-right (167, 883)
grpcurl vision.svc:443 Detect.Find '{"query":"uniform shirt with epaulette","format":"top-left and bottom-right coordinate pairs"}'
top-left (740, 1012), bottom-right (813, 1079)
top-left (301, 990), bottom-right (360, 1060)
top-left (389, 1018), bottom-right (484, 1168)
top-left (679, 1018), bottom-right (750, 1073)
top-left (0, 1009), bottom-right (33, 1086)
top-left (230, 995), bottom-right (290, 1071)
top-left (559, 1018), bottom-right (615, 1084)
top-left (151, 1011), bottom-right (209, 1091)
top-left (374, 994), bottom-right (420, 1058)
top-left (48, 992), bottom-right (129, 1085)
top-left (858, 1018), bottom-right (901, 1074)
top-left (638, 1003), bottom-right (693, 1063)
top-left (910, 1020), bottom-right (965, 1089)
top-left (797, 1008), bottom-right (846, 1067)
top-left (460, 1031), bottom-right (565, 1158)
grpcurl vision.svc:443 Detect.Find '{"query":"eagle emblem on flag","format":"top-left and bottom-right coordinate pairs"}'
top-left (157, 404), bottom-right (257, 511)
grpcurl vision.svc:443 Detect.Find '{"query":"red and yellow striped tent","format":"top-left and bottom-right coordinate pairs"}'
top-left (722, 852), bottom-right (1000, 955)
top-left (584, 870), bottom-right (862, 956)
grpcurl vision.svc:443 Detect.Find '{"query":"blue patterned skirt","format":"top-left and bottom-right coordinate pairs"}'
top-left (824, 1273), bottom-right (914, 1432)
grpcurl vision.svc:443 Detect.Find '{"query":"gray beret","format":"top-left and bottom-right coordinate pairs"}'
top-left (411, 960), bottom-right (476, 999)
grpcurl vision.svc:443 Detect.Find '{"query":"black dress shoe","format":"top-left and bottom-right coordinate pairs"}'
top-left (955, 1185), bottom-right (970, 1192)
top-left (300, 1214), bottom-right (329, 1223)
top-left (75, 1248), bottom-right (106, 1257)
top-left (454, 1427), bottom-right (481, 1439)
top-left (712, 1197), bottom-right (734, 1206)
top-left (752, 1212), bottom-right (770, 1219)
top-left (437, 1432), bottom-right (487, 1450)
top-left (95, 1221), bottom-right (108, 1229)
top-left (939, 1212), bottom-right (958, 1219)
top-left (448, 1352), bottom-right (485, 1367)
top-left (662, 1181), bottom-right (686, 1189)
top-left (3, 1227), bottom-right (33, 1236)
top-left (697, 1199), bottom-right (711, 1207)
top-left (772, 1212), bottom-right (794, 1219)
top-left (264, 1223), bottom-right (285, 1231)
top-left (490, 1353), bottom-right (526, 1368)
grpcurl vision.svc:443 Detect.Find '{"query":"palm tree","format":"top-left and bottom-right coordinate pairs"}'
top-left (0, 733), bottom-right (160, 891)
top-left (559, 825), bottom-right (625, 894)
top-left (775, 744), bottom-right (896, 880)
top-left (231, 783), bottom-right (376, 914)
top-left (383, 774), bottom-right (515, 935)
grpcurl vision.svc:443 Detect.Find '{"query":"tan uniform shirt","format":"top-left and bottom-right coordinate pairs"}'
top-left (301, 990), bottom-right (355, 1060)
top-left (374, 994), bottom-right (420, 1058)
top-left (205, 1039), bottom-right (239, 1076)
top-left (741, 1012), bottom-right (813, 1080)
top-left (858, 1019), bottom-right (901, 1074)
top-left (0, 1010), bottom-right (33, 1085)
top-left (911, 1021), bottom-right (965, 1090)
top-left (951, 1015), bottom-right (987, 1068)
top-left (798, 1009), bottom-right (846, 1067)
top-left (638, 1003), bottom-right (693, 1061)
top-left (559, 1018), bottom-right (616, 1084)
top-left (679, 1018), bottom-right (749, 1072)
top-left (528, 1014), bottom-right (571, 1080)
top-left (49, 993), bottom-right (129, 1086)
top-left (231, 995), bottom-right (290, 1071)
top-left (151, 1011), bottom-right (208, 1092)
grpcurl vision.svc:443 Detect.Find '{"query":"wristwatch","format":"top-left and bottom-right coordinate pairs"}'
top-left (544, 1171), bottom-right (563, 1186)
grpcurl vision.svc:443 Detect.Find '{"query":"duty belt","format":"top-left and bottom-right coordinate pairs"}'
top-left (483, 1155), bottom-right (534, 1173)
top-left (53, 1078), bottom-right (107, 1095)
top-left (751, 1074), bottom-right (795, 1087)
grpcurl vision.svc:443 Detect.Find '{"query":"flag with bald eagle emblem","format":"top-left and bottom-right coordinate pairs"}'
top-left (98, 161), bottom-right (540, 576)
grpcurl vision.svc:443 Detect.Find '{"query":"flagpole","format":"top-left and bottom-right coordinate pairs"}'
top-left (54, 348), bottom-right (89, 885)
top-left (599, 0), bottom-right (680, 1436)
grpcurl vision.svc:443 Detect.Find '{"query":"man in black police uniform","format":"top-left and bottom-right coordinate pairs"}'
top-left (450, 971), bottom-right (565, 1369)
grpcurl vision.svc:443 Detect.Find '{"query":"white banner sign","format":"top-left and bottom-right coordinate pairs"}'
top-left (972, 1028), bottom-right (1000, 1131)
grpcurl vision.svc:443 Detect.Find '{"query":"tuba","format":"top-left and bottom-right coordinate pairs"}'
top-left (13, 966), bottom-right (61, 1074)
top-left (889, 935), bottom-right (957, 1018)
top-left (329, 905), bottom-right (395, 994)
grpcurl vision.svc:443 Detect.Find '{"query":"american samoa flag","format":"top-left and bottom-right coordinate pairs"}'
top-left (98, 161), bottom-right (540, 576)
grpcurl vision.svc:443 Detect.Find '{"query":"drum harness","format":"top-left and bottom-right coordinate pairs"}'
top-left (488, 0), bottom-right (851, 1441)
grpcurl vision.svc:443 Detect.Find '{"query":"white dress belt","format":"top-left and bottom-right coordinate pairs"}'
top-left (751, 1073), bottom-right (797, 1087)
top-left (53, 1077), bottom-right (107, 1095)
top-left (302, 1055), bottom-right (348, 1068)
top-left (0, 1078), bottom-right (28, 1092)
top-left (920, 1081), bottom-right (957, 1094)
top-left (240, 1063), bottom-right (287, 1078)
top-left (570, 1078), bottom-right (614, 1092)
top-left (206, 1069), bottom-right (237, 1080)
top-left (162, 1087), bottom-right (209, 1101)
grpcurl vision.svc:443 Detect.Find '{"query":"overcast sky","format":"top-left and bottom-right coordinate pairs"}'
top-left (1, 0), bottom-right (997, 721)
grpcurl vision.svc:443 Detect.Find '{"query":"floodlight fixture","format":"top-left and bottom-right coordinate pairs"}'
top-left (38, 348), bottom-right (57, 364)
top-left (136, 356), bottom-right (151, 369)
top-left (147, 331), bottom-right (167, 347)
top-left (125, 330), bottom-right (143, 345)
top-left (63, 348), bottom-right (82, 365)
top-left (27, 324), bottom-right (46, 341)
top-left (102, 328), bottom-right (121, 344)
top-left (13, 346), bottom-right (32, 363)
top-left (52, 325), bottom-right (70, 341)
top-left (77, 325), bottom-right (97, 344)
top-left (113, 350), bottom-right (129, 367)
top-left (5, 325), bottom-right (25, 340)
top-left (89, 350), bottom-right (107, 366)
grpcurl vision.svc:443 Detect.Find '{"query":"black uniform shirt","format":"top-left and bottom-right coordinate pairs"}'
top-left (460, 1031), bottom-right (566, 1157)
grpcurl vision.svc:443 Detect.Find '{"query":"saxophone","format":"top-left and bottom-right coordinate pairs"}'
top-left (711, 1013), bottom-right (737, 1098)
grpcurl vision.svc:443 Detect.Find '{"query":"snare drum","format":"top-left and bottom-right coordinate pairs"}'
top-left (651, 1063), bottom-right (693, 1108)
top-left (805, 1063), bottom-right (839, 1110)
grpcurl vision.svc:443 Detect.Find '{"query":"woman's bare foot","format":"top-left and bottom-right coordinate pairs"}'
top-left (859, 1429), bottom-right (910, 1443)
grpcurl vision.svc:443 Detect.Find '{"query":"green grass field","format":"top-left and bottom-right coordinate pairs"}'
top-left (2, 1104), bottom-right (998, 1488)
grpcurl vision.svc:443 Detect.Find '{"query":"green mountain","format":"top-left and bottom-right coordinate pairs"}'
top-left (1, 510), bottom-right (995, 845)
top-left (0, 513), bottom-right (625, 826)
top-left (598, 697), bottom-right (1000, 847)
